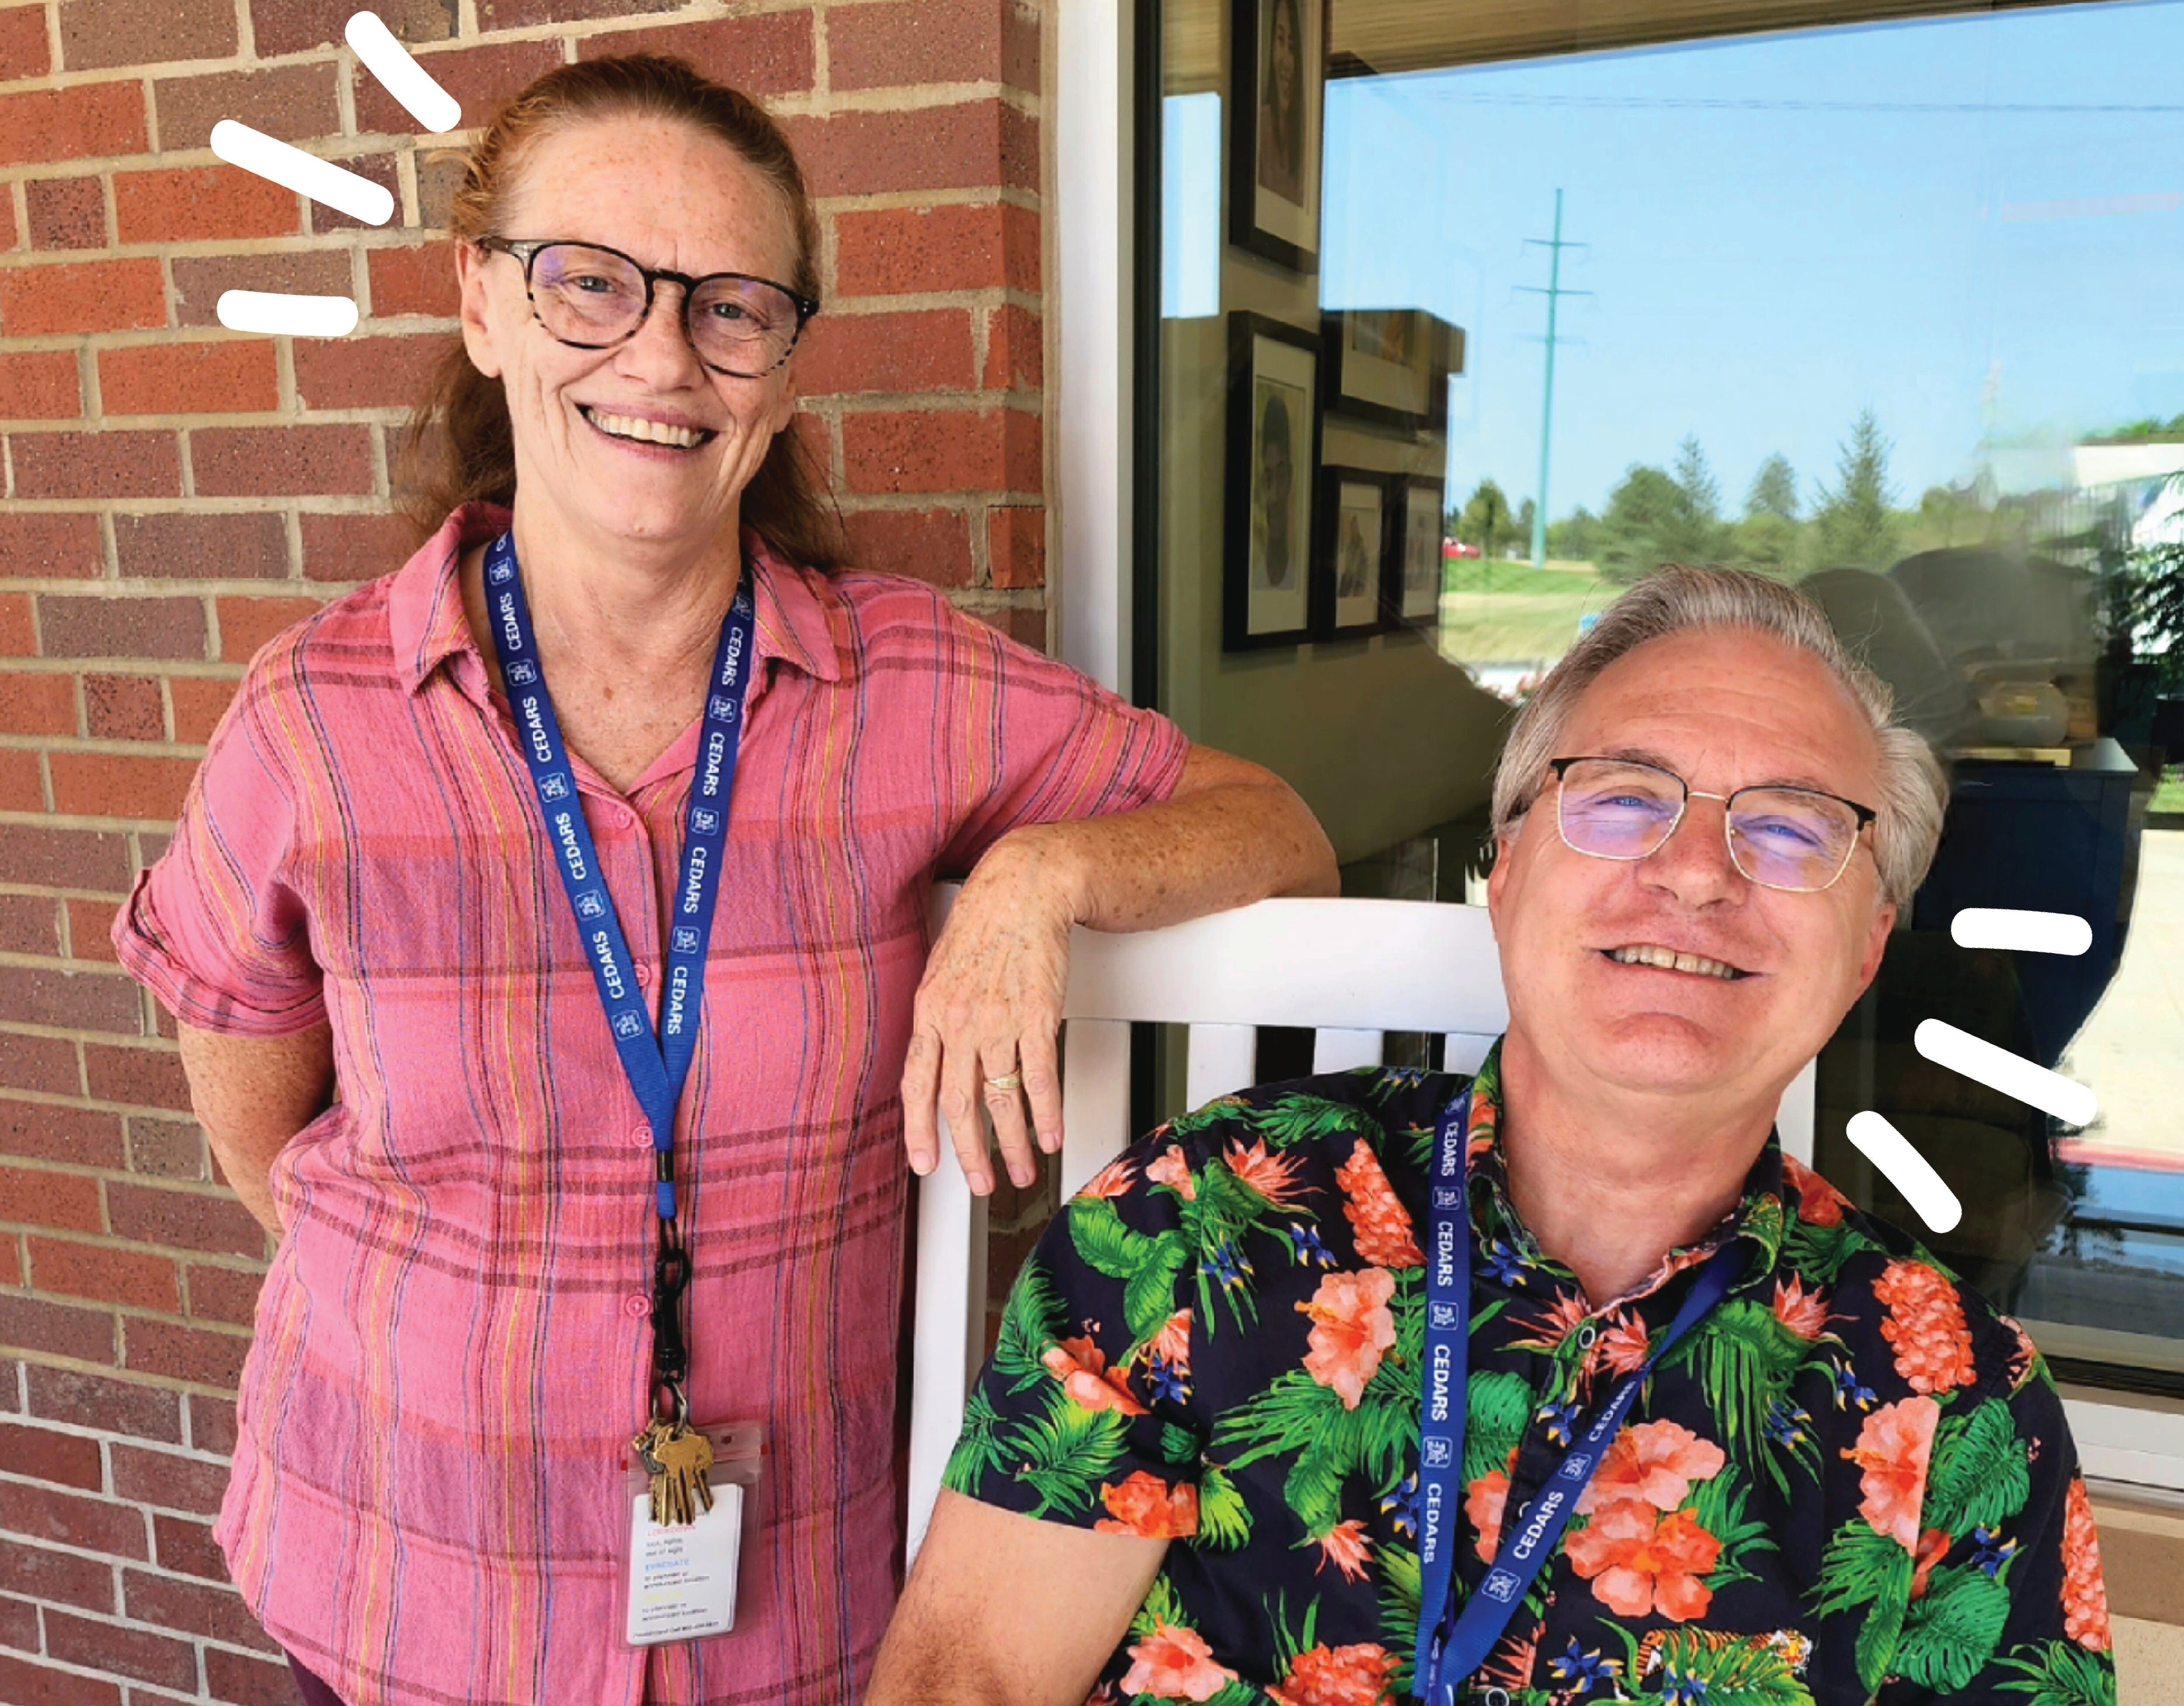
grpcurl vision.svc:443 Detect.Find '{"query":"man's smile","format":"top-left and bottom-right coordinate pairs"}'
top-left (1600, 943), bottom-right (1753, 980)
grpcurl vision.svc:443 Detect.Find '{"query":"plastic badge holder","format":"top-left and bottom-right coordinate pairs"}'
top-left (619, 1420), bottom-right (766, 1649)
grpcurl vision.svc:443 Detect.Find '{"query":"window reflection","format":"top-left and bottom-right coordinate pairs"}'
top-left (1155, 0), bottom-right (2184, 1391)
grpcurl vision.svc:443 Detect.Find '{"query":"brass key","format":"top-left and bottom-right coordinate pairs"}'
top-left (632, 1419), bottom-right (715, 1528)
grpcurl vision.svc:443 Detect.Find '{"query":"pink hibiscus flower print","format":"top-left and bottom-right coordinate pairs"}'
top-left (1145, 1144), bottom-right (1198, 1201)
top-left (1335, 1143), bottom-right (1424, 1269)
top-left (1314, 1518), bottom-right (1373, 1582)
top-left (1565, 1498), bottom-right (1721, 1621)
top-left (1573, 1418), bottom-right (1727, 1516)
top-left (1266, 1641), bottom-right (1402, 1706)
top-left (1042, 1335), bottom-right (1148, 1417)
top-left (1842, 1395), bottom-right (1939, 1549)
top-left (1096, 1471), bottom-right (1199, 1540)
top-left (1297, 1268), bottom-right (1397, 1409)
top-left (1121, 1621), bottom-right (1238, 1701)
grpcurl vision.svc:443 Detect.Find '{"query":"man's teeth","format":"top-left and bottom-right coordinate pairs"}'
top-left (1606, 945), bottom-right (1744, 980)
top-left (582, 407), bottom-right (706, 448)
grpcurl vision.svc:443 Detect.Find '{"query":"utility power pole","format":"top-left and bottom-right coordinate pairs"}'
top-left (1518, 190), bottom-right (1587, 569)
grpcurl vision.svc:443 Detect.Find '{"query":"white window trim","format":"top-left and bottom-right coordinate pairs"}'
top-left (1054, 0), bottom-right (1132, 692)
top-left (1046, 0), bottom-right (2184, 1498)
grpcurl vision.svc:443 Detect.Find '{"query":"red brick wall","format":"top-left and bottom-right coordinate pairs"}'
top-left (0, 0), bottom-right (1049, 1694)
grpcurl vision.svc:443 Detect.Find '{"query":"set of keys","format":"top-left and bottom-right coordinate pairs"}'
top-left (632, 1415), bottom-right (716, 1527)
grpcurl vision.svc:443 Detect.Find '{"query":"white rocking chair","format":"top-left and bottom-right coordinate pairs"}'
top-left (904, 888), bottom-right (1818, 1556)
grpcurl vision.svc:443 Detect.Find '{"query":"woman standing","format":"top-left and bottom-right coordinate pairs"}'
top-left (114, 56), bottom-right (1334, 1706)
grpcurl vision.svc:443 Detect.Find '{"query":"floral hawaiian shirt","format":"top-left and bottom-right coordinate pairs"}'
top-left (948, 1047), bottom-right (2116, 1706)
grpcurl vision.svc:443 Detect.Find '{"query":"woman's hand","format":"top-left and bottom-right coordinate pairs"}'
top-left (901, 829), bottom-right (1084, 1195)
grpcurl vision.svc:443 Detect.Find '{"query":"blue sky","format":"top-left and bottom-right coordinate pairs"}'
top-left (1169, 0), bottom-right (2184, 520)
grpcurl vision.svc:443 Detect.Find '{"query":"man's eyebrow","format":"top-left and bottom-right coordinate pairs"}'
top-left (1588, 746), bottom-right (1848, 796)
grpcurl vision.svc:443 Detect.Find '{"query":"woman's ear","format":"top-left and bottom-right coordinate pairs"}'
top-left (456, 241), bottom-right (504, 381)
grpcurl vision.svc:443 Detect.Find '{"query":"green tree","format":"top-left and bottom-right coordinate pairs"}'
top-left (1456, 479), bottom-right (1514, 560)
top-left (1746, 453), bottom-right (1799, 523)
top-left (1593, 463), bottom-right (1683, 582)
top-left (1547, 506), bottom-right (1600, 564)
top-left (1733, 452), bottom-right (1802, 575)
top-left (1514, 497), bottom-right (1538, 557)
top-left (1661, 435), bottom-right (1729, 564)
top-left (1811, 409), bottom-right (1902, 569)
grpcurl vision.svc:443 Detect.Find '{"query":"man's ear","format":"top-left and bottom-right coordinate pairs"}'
top-left (1852, 899), bottom-right (1896, 996)
top-left (455, 240), bottom-right (504, 381)
top-left (1485, 825), bottom-right (1517, 922)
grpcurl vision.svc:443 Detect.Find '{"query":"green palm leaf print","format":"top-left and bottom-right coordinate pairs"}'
top-left (943, 1387), bottom-right (1008, 1495)
top-left (1376, 1542), bottom-right (1422, 1695)
top-left (1196, 1461), bottom-right (1253, 1550)
top-left (1462, 1370), bottom-right (1535, 1487)
top-left (1243, 1092), bottom-right (1376, 1150)
top-left (1997, 1640), bottom-right (2119, 1706)
top-left (1003, 1385), bottom-right (1130, 1519)
top-left (1666, 1298), bottom-right (1821, 1494)
top-left (1813, 1518), bottom-right (1914, 1695)
top-left (1923, 1397), bottom-right (2031, 1534)
top-left (1687, 1460), bottom-right (1779, 1590)
top-left (993, 1257), bottom-right (1068, 1395)
top-left (1894, 1562), bottom-right (2014, 1692)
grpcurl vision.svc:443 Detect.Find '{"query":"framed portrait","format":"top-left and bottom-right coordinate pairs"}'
top-left (1315, 465), bottom-right (1393, 640)
top-left (1228, 0), bottom-right (1324, 271)
top-left (1322, 308), bottom-right (1463, 432)
top-left (1389, 474), bottom-right (1447, 630)
top-left (1224, 313), bottom-right (1320, 651)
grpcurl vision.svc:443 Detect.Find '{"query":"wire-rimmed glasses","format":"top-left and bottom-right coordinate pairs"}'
top-left (1548, 756), bottom-right (1877, 893)
top-left (478, 237), bottom-right (819, 379)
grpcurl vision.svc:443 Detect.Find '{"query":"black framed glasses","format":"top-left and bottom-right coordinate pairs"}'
top-left (1547, 756), bottom-right (1879, 893)
top-left (478, 237), bottom-right (820, 378)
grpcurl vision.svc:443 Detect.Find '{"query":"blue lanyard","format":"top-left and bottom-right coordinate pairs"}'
top-left (1414, 1094), bottom-right (1745, 1703)
top-left (481, 530), bottom-right (755, 1404)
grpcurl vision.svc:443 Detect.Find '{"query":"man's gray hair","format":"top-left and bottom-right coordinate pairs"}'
top-left (1489, 564), bottom-right (1948, 909)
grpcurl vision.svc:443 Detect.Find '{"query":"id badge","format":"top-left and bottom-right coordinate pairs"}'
top-left (619, 1419), bottom-right (765, 1649)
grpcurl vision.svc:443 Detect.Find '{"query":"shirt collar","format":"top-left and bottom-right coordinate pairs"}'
top-left (1462, 1037), bottom-right (1788, 1297)
top-left (389, 501), bottom-right (846, 696)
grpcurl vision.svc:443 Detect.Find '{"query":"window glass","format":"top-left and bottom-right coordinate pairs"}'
top-left (1152, 0), bottom-right (2184, 1393)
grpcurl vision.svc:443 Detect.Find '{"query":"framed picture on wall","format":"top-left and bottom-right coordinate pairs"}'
top-left (1228, 0), bottom-right (1325, 271)
top-left (1225, 313), bottom-right (1320, 651)
top-left (1322, 308), bottom-right (1463, 432)
top-left (1316, 465), bottom-right (1393, 640)
top-left (1390, 474), bottom-right (1447, 630)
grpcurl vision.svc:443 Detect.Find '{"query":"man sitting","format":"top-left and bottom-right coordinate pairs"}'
top-left (870, 566), bottom-right (2115, 1706)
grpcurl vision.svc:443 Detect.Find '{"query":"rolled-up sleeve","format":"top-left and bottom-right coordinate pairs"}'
top-left (112, 678), bottom-right (325, 1038)
top-left (929, 599), bottom-right (1191, 874)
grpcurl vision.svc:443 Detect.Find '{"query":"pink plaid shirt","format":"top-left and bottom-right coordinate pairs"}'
top-left (114, 503), bottom-right (1189, 1706)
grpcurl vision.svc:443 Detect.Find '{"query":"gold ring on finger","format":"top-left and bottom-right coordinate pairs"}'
top-left (983, 1073), bottom-right (1023, 1093)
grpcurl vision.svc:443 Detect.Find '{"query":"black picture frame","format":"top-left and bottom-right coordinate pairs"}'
top-left (1228, 0), bottom-right (1325, 272)
top-left (1224, 312), bottom-right (1321, 652)
top-left (1321, 309), bottom-right (1463, 433)
top-left (1315, 465), bottom-right (1395, 641)
top-left (1387, 473), bottom-right (1448, 631)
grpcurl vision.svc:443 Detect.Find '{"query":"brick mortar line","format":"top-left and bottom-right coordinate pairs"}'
top-left (19, 1230), bottom-right (262, 1275)
top-left (0, 1282), bottom-right (254, 1342)
top-left (817, 185), bottom-right (1040, 214)
top-left (0, 1345), bottom-right (239, 1400)
top-left (0, 946), bottom-right (166, 972)
top-left (0, 882), bottom-right (134, 902)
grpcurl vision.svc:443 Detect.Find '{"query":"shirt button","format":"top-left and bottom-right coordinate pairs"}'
top-left (624, 1294), bottom-right (650, 1319)
top-left (634, 963), bottom-right (653, 988)
top-left (630, 1125), bottom-right (652, 1148)
top-left (1576, 1324), bottom-right (1598, 1350)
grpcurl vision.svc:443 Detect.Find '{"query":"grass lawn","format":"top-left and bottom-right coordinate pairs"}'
top-left (1436, 559), bottom-right (1614, 665)
top-left (2153, 768), bottom-right (2184, 815)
